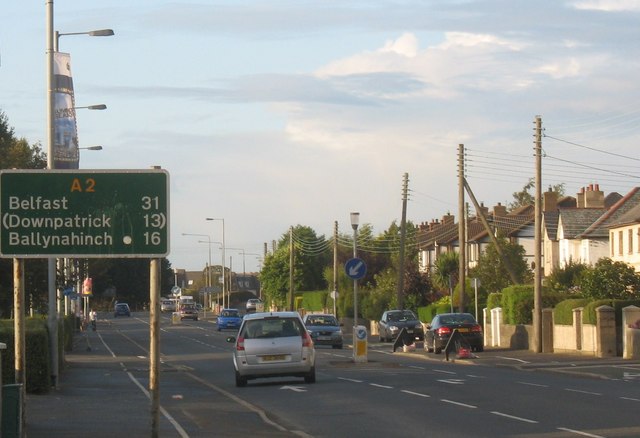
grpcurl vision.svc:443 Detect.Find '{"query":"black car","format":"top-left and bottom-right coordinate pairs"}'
top-left (424, 312), bottom-right (484, 354)
top-left (114, 303), bottom-right (131, 317)
top-left (378, 310), bottom-right (424, 342)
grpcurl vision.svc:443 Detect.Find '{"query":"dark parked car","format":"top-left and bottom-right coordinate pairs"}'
top-left (217, 308), bottom-right (243, 331)
top-left (179, 303), bottom-right (198, 321)
top-left (303, 313), bottom-right (343, 349)
top-left (114, 303), bottom-right (131, 317)
top-left (424, 312), bottom-right (484, 354)
top-left (378, 310), bottom-right (424, 342)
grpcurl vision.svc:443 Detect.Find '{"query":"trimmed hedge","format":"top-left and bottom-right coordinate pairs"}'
top-left (417, 303), bottom-right (453, 324)
top-left (582, 299), bottom-right (640, 325)
top-left (0, 318), bottom-right (51, 393)
top-left (553, 298), bottom-right (593, 325)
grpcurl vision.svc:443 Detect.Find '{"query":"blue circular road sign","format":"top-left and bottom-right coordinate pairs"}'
top-left (345, 257), bottom-right (367, 280)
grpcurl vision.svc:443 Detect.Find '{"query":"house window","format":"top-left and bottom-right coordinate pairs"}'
top-left (629, 229), bottom-right (634, 254)
top-left (619, 231), bottom-right (624, 256)
top-left (611, 232), bottom-right (614, 257)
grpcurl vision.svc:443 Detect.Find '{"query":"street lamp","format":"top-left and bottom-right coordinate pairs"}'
top-left (79, 146), bottom-right (103, 151)
top-left (54, 29), bottom-right (115, 51)
top-left (45, 12), bottom-right (114, 387)
top-left (226, 248), bottom-right (260, 286)
top-left (182, 233), bottom-right (213, 301)
top-left (350, 212), bottom-right (360, 342)
top-left (206, 218), bottom-right (226, 308)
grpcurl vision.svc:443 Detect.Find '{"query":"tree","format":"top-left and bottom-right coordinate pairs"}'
top-left (509, 178), bottom-right (564, 210)
top-left (579, 258), bottom-right (640, 299)
top-left (547, 260), bottom-right (588, 293)
top-left (432, 251), bottom-right (459, 293)
top-left (0, 111), bottom-right (48, 316)
top-left (469, 238), bottom-right (532, 294)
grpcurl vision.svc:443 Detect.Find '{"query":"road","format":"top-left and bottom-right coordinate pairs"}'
top-left (30, 313), bottom-right (640, 437)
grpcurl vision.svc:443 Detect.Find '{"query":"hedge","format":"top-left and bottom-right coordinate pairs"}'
top-left (0, 318), bottom-right (51, 393)
top-left (582, 299), bottom-right (640, 325)
top-left (553, 298), bottom-right (593, 325)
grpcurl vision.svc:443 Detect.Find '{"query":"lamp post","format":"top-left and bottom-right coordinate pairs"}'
top-left (226, 248), bottom-right (259, 289)
top-left (206, 218), bottom-right (226, 308)
top-left (45, 6), bottom-right (114, 386)
top-left (182, 233), bottom-right (214, 308)
top-left (350, 212), bottom-right (360, 338)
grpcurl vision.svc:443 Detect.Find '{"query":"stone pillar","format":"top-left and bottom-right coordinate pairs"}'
top-left (573, 307), bottom-right (583, 351)
top-left (490, 307), bottom-right (502, 347)
top-left (542, 308), bottom-right (554, 353)
top-left (596, 305), bottom-right (616, 358)
top-left (483, 308), bottom-right (488, 347)
top-left (623, 305), bottom-right (640, 359)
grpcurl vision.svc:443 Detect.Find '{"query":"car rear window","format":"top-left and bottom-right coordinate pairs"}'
top-left (242, 318), bottom-right (303, 339)
top-left (222, 310), bottom-right (239, 317)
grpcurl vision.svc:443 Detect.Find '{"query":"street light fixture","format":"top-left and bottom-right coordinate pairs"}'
top-left (79, 146), bottom-right (103, 151)
top-left (206, 218), bottom-right (226, 308)
top-left (350, 211), bottom-right (360, 361)
top-left (54, 28), bottom-right (115, 51)
top-left (75, 104), bottom-right (107, 111)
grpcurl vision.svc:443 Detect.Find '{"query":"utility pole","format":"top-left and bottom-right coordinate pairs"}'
top-left (289, 226), bottom-right (294, 311)
top-left (333, 221), bottom-right (338, 317)
top-left (396, 173), bottom-right (408, 309)
top-left (458, 144), bottom-right (466, 313)
top-left (533, 115), bottom-right (543, 353)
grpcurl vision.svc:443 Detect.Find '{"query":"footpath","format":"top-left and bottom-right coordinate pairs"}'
top-left (19, 327), bottom-right (640, 437)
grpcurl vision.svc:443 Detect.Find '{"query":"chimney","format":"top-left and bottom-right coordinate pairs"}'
top-left (441, 213), bottom-right (455, 225)
top-left (492, 202), bottom-right (507, 217)
top-left (584, 183), bottom-right (604, 208)
top-left (476, 202), bottom-right (489, 220)
top-left (577, 187), bottom-right (585, 208)
top-left (543, 187), bottom-right (558, 212)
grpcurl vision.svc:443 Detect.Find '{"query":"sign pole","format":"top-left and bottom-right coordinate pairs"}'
top-left (150, 258), bottom-right (160, 438)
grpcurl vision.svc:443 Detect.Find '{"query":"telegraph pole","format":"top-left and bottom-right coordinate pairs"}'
top-left (533, 116), bottom-right (543, 353)
top-left (333, 221), bottom-right (338, 317)
top-left (289, 226), bottom-right (294, 311)
top-left (458, 144), bottom-right (466, 312)
top-left (396, 173), bottom-right (408, 309)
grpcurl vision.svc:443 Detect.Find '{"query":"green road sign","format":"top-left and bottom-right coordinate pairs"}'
top-left (0, 169), bottom-right (169, 258)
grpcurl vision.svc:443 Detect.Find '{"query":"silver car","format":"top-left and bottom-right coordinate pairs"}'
top-left (226, 312), bottom-right (316, 387)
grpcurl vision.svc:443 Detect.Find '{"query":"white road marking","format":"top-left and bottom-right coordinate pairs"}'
top-left (369, 383), bottom-right (393, 389)
top-left (620, 396), bottom-right (640, 402)
top-left (437, 379), bottom-right (465, 385)
top-left (338, 377), bottom-right (363, 383)
top-left (517, 381), bottom-right (548, 387)
top-left (564, 388), bottom-right (602, 396)
top-left (433, 369), bottom-right (456, 375)
top-left (490, 411), bottom-right (537, 423)
top-left (441, 399), bottom-right (477, 409)
top-left (401, 390), bottom-right (431, 398)
top-left (557, 427), bottom-right (605, 438)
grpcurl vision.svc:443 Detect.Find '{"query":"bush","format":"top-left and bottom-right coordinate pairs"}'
top-left (553, 298), bottom-right (593, 325)
top-left (0, 318), bottom-right (51, 393)
top-left (486, 293), bottom-right (502, 311)
top-left (583, 299), bottom-right (640, 325)
top-left (418, 301), bottom-right (453, 324)
top-left (499, 285), bottom-right (565, 325)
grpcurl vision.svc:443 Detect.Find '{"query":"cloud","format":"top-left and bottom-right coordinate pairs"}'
top-left (571, 0), bottom-right (640, 11)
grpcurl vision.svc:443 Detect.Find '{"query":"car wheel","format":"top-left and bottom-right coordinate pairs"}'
top-left (235, 371), bottom-right (247, 387)
top-left (333, 344), bottom-right (343, 349)
top-left (475, 345), bottom-right (484, 352)
top-left (217, 327), bottom-right (221, 332)
top-left (304, 366), bottom-right (316, 384)
top-left (434, 340), bottom-right (442, 355)
top-left (195, 317), bottom-right (199, 321)
top-left (379, 334), bottom-right (385, 343)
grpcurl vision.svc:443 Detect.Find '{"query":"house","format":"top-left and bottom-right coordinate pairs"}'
top-left (419, 183), bottom-right (640, 278)
top-left (607, 199), bottom-right (640, 271)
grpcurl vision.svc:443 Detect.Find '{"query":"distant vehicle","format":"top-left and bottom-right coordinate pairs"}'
top-left (424, 312), bottom-right (484, 354)
top-left (378, 310), bottom-right (424, 342)
top-left (179, 303), bottom-right (198, 321)
top-left (217, 308), bottom-right (242, 331)
top-left (195, 303), bottom-right (203, 311)
top-left (161, 299), bottom-right (176, 313)
top-left (226, 311), bottom-right (316, 387)
top-left (114, 303), bottom-right (131, 317)
top-left (303, 313), bottom-right (343, 349)
top-left (245, 298), bottom-right (262, 313)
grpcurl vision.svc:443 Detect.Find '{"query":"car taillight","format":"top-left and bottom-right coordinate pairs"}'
top-left (436, 327), bottom-right (452, 335)
top-left (302, 331), bottom-right (314, 348)
top-left (471, 324), bottom-right (482, 333)
top-left (236, 336), bottom-right (245, 351)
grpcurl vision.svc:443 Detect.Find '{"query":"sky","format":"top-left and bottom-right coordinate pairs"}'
top-left (2, 1), bottom-right (640, 275)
